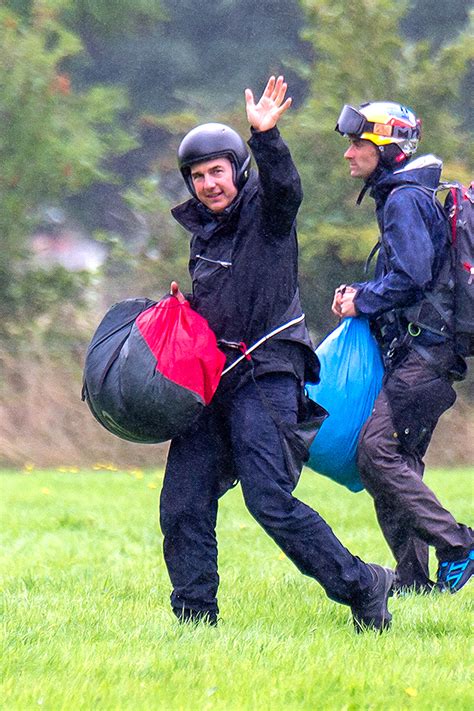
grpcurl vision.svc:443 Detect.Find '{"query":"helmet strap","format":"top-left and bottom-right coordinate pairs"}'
top-left (356, 156), bottom-right (383, 205)
top-left (378, 144), bottom-right (408, 170)
top-left (356, 183), bottom-right (370, 205)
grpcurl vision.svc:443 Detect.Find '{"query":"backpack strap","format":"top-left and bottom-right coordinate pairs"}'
top-left (402, 184), bottom-right (454, 334)
top-left (373, 182), bottom-right (455, 344)
top-left (390, 183), bottom-right (446, 218)
top-left (364, 240), bottom-right (381, 274)
top-left (365, 183), bottom-right (445, 275)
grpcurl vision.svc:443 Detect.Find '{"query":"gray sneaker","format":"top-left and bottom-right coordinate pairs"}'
top-left (351, 564), bottom-right (395, 633)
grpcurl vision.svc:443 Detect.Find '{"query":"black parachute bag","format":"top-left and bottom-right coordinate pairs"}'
top-left (81, 295), bottom-right (226, 443)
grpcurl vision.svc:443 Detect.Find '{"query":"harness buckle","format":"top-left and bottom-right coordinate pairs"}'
top-left (218, 339), bottom-right (242, 350)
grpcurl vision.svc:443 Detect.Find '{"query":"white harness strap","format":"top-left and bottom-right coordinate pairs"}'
top-left (221, 314), bottom-right (306, 376)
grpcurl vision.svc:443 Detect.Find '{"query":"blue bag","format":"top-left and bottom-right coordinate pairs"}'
top-left (305, 317), bottom-right (384, 492)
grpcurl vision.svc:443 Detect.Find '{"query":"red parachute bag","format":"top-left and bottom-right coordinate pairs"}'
top-left (82, 294), bottom-right (226, 443)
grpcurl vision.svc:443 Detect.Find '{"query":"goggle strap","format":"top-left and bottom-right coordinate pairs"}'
top-left (361, 120), bottom-right (419, 140)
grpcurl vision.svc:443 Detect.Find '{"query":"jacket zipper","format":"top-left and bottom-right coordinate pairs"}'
top-left (196, 254), bottom-right (232, 268)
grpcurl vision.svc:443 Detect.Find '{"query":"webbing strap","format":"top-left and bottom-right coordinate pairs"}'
top-left (364, 241), bottom-right (381, 274)
top-left (221, 314), bottom-right (306, 376)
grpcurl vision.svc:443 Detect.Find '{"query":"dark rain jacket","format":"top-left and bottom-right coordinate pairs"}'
top-left (171, 126), bottom-right (320, 387)
top-left (353, 155), bottom-right (453, 350)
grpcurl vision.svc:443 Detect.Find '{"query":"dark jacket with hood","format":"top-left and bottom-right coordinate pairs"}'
top-left (171, 126), bottom-right (320, 386)
top-left (353, 154), bottom-right (453, 350)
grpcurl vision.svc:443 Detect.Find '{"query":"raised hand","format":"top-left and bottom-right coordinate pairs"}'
top-left (245, 75), bottom-right (292, 132)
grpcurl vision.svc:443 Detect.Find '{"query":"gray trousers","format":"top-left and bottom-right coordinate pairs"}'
top-left (358, 348), bottom-right (473, 588)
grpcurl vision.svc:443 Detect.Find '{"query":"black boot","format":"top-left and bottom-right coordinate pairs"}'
top-left (351, 564), bottom-right (394, 633)
top-left (173, 607), bottom-right (218, 626)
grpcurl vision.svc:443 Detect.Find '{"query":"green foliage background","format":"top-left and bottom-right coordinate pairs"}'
top-left (0, 0), bottom-right (473, 341)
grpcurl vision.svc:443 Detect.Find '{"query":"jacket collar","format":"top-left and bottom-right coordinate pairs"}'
top-left (368, 154), bottom-right (443, 205)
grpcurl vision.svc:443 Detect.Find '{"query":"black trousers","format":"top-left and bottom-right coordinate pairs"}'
top-left (358, 348), bottom-right (473, 588)
top-left (160, 372), bottom-right (373, 616)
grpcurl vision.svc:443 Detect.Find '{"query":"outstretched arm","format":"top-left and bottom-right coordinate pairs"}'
top-left (245, 75), bottom-right (292, 132)
top-left (245, 74), bottom-right (301, 238)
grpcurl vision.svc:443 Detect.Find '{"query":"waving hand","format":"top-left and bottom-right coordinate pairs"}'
top-left (245, 75), bottom-right (292, 132)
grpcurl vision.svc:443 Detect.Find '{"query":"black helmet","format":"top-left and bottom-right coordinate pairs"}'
top-left (177, 122), bottom-right (251, 197)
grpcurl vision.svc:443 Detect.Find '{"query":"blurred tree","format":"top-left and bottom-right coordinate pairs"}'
top-left (401, 0), bottom-right (470, 48)
top-left (401, 0), bottom-right (473, 134)
top-left (1, 1), bottom-right (311, 263)
top-left (64, 0), bottom-right (310, 115)
top-left (0, 1), bottom-right (137, 331)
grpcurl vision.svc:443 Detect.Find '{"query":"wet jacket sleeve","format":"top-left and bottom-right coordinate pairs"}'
top-left (353, 189), bottom-right (436, 316)
top-left (248, 126), bottom-right (302, 239)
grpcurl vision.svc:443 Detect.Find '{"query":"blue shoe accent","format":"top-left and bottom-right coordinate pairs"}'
top-left (436, 550), bottom-right (474, 593)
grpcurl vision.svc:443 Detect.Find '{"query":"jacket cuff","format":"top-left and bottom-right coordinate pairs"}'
top-left (353, 286), bottom-right (369, 316)
top-left (248, 125), bottom-right (281, 144)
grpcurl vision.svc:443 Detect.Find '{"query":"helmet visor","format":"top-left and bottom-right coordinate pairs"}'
top-left (335, 105), bottom-right (368, 136)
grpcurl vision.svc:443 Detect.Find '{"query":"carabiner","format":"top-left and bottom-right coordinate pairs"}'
top-left (408, 322), bottom-right (421, 337)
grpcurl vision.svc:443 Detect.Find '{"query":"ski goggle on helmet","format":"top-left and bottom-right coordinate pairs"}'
top-left (335, 102), bottom-right (421, 159)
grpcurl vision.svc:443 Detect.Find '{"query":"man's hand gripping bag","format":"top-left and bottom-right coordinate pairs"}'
top-left (82, 295), bottom-right (226, 443)
top-left (305, 317), bottom-right (384, 492)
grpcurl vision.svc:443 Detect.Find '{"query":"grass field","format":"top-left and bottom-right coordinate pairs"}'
top-left (1, 465), bottom-right (473, 710)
